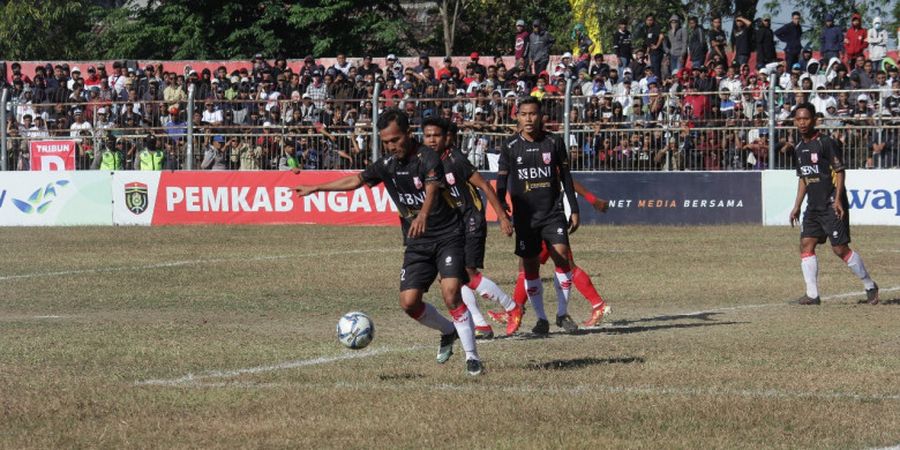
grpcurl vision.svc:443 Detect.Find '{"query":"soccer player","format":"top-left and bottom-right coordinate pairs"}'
top-left (496, 97), bottom-right (581, 335)
top-left (294, 109), bottom-right (484, 375)
top-left (488, 181), bottom-right (612, 328)
top-left (420, 117), bottom-right (524, 338)
top-left (788, 103), bottom-right (879, 305)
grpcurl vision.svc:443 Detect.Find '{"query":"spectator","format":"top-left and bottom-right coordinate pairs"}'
top-left (332, 53), bottom-right (353, 76)
top-left (775, 12), bottom-right (804, 71)
top-left (708, 17), bottom-right (729, 66)
top-left (732, 17), bottom-right (754, 67)
top-left (469, 52), bottom-right (487, 77)
top-left (526, 19), bottom-right (554, 74)
top-left (666, 15), bottom-right (687, 74)
top-left (868, 17), bottom-right (888, 70)
top-left (820, 14), bottom-right (844, 62)
top-left (514, 19), bottom-right (529, 64)
top-left (755, 15), bottom-right (777, 69)
top-left (844, 13), bottom-right (868, 64)
top-left (686, 16), bottom-right (707, 69)
top-left (613, 19), bottom-right (633, 77)
top-left (201, 135), bottom-right (230, 170)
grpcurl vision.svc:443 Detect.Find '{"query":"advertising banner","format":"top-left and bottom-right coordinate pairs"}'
top-left (29, 140), bottom-right (77, 171)
top-left (0, 171), bottom-right (112, 225)
top-left (764, 170), bottom-right (900, 226)
top-left (565, 172), bottom-right (762, 225)
top-left (111, 171), bottom-right (399, 226)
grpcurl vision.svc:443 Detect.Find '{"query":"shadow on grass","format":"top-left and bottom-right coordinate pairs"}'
top-left (879, 297), bottom-right (900, 305)
top-left (496, 320), bottom-right (746, 341)
top-left (527, 356), bottom-right (645, 371)
top-left (378, 373), bottom-right (425, 381)
top-left (611, 311), bottom-right (724, 326)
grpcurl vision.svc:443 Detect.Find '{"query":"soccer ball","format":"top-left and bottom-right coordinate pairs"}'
top-left (336, 312), bottom-right (374, 349)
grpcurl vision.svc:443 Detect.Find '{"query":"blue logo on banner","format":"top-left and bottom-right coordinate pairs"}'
top-left (11, 180), bottom-right (70, 214)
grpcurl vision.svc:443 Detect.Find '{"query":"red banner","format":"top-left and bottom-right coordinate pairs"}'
top-left (151, 171), bottom-right (399, 226)
top-left (29, 140), bottom-right (76, 171)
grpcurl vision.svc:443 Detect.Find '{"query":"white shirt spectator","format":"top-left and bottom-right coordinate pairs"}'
top-left (202, 108), bottom-right (224, 124)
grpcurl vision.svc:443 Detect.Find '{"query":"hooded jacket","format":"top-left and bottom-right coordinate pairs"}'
top-left (665, 17), bottom-right (688, 57)
top-left (820, 24), bottom-right (844, 54)
top-left (824, 57), bottom-right (843, 84)
top-left (868, 18), bottom-right (888, 61)
top-left (806, 58), bottom-right (826, 89)
top-left (844, 14), bottom-right (868, 57)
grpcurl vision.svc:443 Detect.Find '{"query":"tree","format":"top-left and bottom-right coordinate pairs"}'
top-left (0, 0), bottom-right (97, 60)
top-left (437, 0), bottom-right (471, 56)
top-left (764, 0), bottom-right (877, 47)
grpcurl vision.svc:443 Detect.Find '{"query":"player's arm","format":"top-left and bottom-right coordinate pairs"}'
top-left (408, 176), bottom-right (439, 239)
top-left (294, 173), bottom-right (364, 197)
top-left (573, 180), bottom-right (608, 213)
top-left (557, 138), bottom-right (580, 233)
top-left (495, 143), bottom-right (510, 212)
top-left (789, 177), bottom-right (807, 228)
top-left (468, 171), bottom-right (513, 236)
top-left (828, 138), bottom-right (847, 220)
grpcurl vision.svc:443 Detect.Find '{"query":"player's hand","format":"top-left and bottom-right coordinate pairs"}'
top-left (593, 198), bottom-right (610, 213)
top-left (500, 201), bottom-right (511, 214)
top-left (290, 167), bottom-right (302, 175)
top-left (498, 215), bottom-right (513, 237)
top-left (408, 216), bottom-right (426, 239)
top-left (833, 202), bottom-right (845, 221)
top-left (789, 207), bottom-right (800, 228)
top-left (569, 213), bottom-right (580, 234)
top-left (294, 185), bottom-right (317, 197)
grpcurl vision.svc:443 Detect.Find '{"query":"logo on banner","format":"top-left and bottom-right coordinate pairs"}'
top-left (445, 173), bottom-right (456, 185)
top-left (29, 140), bottom-right (77, 171)
top-left (810, 153), bottom-right (818, 163)
top-left (542, 152), bottom-right (552, 164)
top-left (124, 182), bottom-right (149, 215)
top-left (11, 180), bottom-right (70, 214)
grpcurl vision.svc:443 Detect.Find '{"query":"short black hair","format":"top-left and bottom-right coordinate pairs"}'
top-left (518, 96), bottom-right (542, 111)
top-left (377, 107), bottom-right (410, 133)
top-left (421, 116), bottom-right (450, 134)
top-left (794, 102), bottom-right (816, 117)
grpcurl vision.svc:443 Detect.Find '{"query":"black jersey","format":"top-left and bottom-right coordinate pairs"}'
top-left (498, 131), bottom-right (579, 227)
top-left (361, 144), bottom-right (463, 244)
top-left (441, 149), bottom-right (483, 219)
top-left (794, 133), bottom-right (847, 211)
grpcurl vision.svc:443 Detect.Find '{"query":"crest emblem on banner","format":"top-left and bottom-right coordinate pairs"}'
top-left (810, 153), bottom-right (818, 164)
top-left (542, 152), bottom-right (552, 164)
top-left (124, 182), bottom-right (149, 215)
top-left (445, 173), bottom-right (456, 185)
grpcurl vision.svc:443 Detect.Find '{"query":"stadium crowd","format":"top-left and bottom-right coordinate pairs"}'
top-left (3, 11), bottom-right (899, 172)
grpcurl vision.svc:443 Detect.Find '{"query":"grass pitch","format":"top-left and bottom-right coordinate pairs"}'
top-left (1, 224), bottom-right (898, 449)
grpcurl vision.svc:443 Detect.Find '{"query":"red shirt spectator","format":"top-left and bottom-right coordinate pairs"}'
top-left (514, 20), bottom-right (529, 60)
top-left (83, 66), bottom-right (103, 89)
top-left (844, 13), bottom-right (868, 62)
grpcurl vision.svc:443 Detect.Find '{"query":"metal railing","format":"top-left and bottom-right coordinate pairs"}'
top-left (3, 84), bottom-right (900, 171)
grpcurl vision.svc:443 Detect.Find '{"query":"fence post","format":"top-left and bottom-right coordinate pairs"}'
top-left (372, 82), bottom-right (381, 162)
top-left (0, 88), bottom-right (7, 171)
top-left (564, 78), bottom-right (573, 153)
top-left (768, 73), bottom-right (776, 169)
top-left (186, 84), bottom-right (195, 170)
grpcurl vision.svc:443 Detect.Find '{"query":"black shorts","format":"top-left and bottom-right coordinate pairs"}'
top-left (801, 206), bottom-right (851, 246)
top-left (400, 236), bottom-right (469, 292)
top-left (514, 214), bottom-right (570, 258)
top-left (463, 213), bottom-right (487, 269)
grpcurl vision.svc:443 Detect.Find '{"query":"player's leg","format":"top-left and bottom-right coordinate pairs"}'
top-left (827, 212), bottom-right (878, 304)
top-left (461, 267), bottom-right (492, 339)
top-left (436, 238), bottom-right (482, 375)
top-left (399, 246), bottom-right (458, 363)
top-left (463, 230), bottom-right (518, 336)
top-left (515, 225), bottom-right (549, 335)
top-left (541, 219), bottom-right (578, 332)
top-left (796, 208), bottom-right (827, 305)
top-left (567, 249), bottom-right (611, 326)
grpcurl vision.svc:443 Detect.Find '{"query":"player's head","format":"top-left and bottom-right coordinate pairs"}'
top-left (421, 116), bottom-right (451, 153)
top-left (377, 108), bottom-right (412, 158)
top-left (793, 102), bottom-right (816, 135)
top-left (517, 97), bottom-right (542, 135)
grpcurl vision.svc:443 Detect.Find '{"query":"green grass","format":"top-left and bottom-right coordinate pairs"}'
top-left (1, 225), bottom-right (899, 449)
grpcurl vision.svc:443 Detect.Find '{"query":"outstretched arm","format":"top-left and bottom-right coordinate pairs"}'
top-left (294, 173), bottom-right (364, 197)
top-left (468, 171), bottom-right (513, 236)
top-left (573, 180), bottom-right (609, 213)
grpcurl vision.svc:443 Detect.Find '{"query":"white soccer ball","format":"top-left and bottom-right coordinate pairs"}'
top-left (336, 312), bottom-right (374, 349)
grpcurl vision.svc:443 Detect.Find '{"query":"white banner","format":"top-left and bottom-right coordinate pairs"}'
top-left (0, 171), bottom-right (112, 226)
top-left (111, 172), bottom-right (161, 226)
top-left (763, 170), bottom-right (900, 226)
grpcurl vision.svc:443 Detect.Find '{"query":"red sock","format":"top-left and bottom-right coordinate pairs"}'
top-left (448, 304), bottom-right (468, 321)
top-left (467, 271), bottom-right (483, 290)
top-left (513, 271), bottom-right (527, 306)
top-left (572, 266), bottom-right (604, 307)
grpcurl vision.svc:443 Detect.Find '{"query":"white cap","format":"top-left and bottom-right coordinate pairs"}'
top-left (301, 93), bottom-right (311, 99)
top-left (474, 107), bottom-right (485, 114)
top-left (505, 91), bottom-right (517, 97)
top-left (97, 107), bottom-right (107, 115)
top-left (263, 121), bottom-right (274, 127)
top-left (857, 93), bottom-right (869, 102)
top-left (456, 89), bottom-right (465, 95)
top-left (71, 66), bottom-right (81, 73)
top-left (874, 17), bottom-right (882, 25)
top-left (387, 54), bottom-right (397, 60)
top-left (562, 52), bottom-right (572, 59)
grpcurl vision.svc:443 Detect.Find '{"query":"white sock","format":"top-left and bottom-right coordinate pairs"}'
top-left (553, 269), bottom-right (573, 317)
top-left (474, 275), bottom-right (516, 311)
top-left (801, 254), bottom-right (819, 298)
top-left (525, 277), bottom-right (547, 320)
top-left (450, 306), bottom-right (479, 361)
top-left (414, 303), bottom-right (455, 335)
top-left (845, 251), bottom-right (876, 290)
top-left (461, 286), bottom-right (489, 327)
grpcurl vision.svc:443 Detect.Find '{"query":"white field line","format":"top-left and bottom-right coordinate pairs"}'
top-left (172, 380), bottom-right (900, 403)
top-left (870, 445), bottom-right (900, 450)
top-left (670, 285), bottom-right (900, 317)
top-left (135, 285), bottom-right (899, 388)
top-left (0, 248), bottom-right (396, 282)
